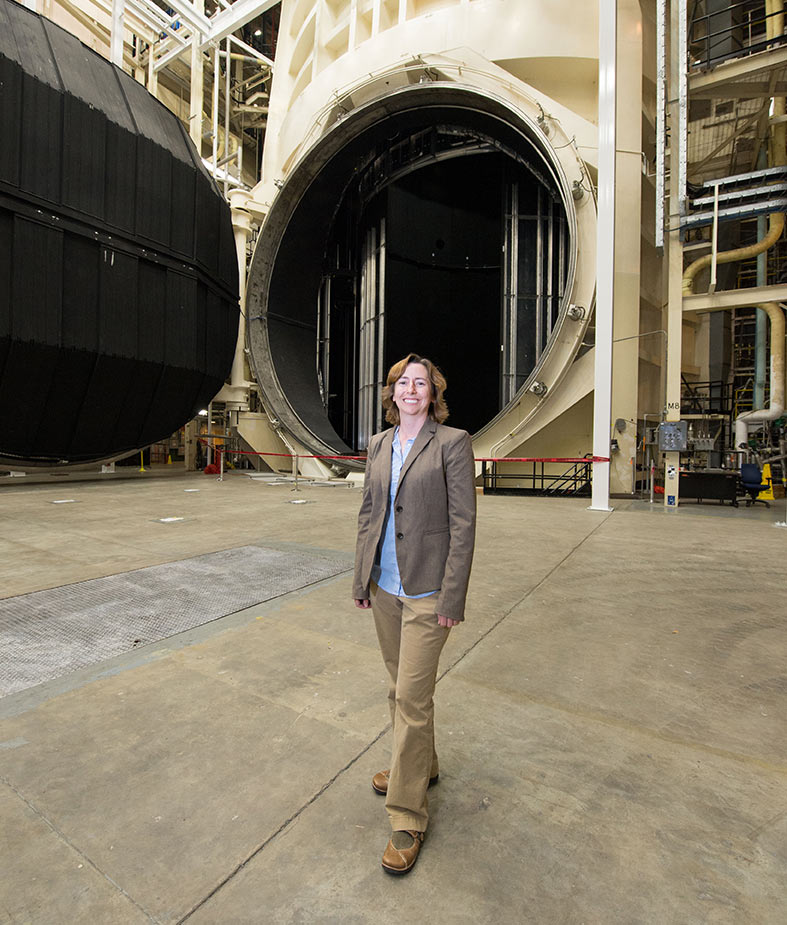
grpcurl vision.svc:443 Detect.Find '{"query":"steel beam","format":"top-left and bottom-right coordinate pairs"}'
top-left (700, 164), bottom-right (787, 188)
top-left (681, 197), bottom-right (787, 228)
top-left (153, 39), bottom-right (193, 72)
top-left (689, 44), bottom-right (787, 97)
top-left (204, 0), bottom-right (280, 48)
top-left (161, 0), bottom-right (210, 34)
top-left (691, 80), bottom-right (787, 100)
top-left (230, 33), bottom-right (273, 66)
top-left (94, 0), bottom-right (158, 43)
top-left (683, 284), bottom-right (787, 312)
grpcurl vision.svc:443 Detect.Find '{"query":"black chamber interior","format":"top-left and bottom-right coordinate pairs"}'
top-left (264, 104), bottom-right (565, 453)
top-left (332, 154), bottom-right (503, 438)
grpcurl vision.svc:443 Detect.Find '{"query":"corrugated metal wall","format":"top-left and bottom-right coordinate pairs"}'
top-left (0, 0), bottom-right (238, 464)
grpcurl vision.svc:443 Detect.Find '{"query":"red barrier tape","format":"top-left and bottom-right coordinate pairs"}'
top-left (198, 439), bottom-right (609, 464)
top-left (474, 457), bottom-right (610, 463)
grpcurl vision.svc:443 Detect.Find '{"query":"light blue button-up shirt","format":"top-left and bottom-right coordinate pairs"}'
top-left (371, 427), bottom-right (438, 599)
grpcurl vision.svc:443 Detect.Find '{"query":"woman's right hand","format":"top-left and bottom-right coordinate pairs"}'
top-left (354, 598), bottom-right (371, 609)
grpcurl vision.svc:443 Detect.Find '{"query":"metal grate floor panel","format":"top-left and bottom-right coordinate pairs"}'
top-left (0, 545), bottom-right (350, 697)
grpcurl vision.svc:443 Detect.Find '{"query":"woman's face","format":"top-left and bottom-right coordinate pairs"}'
top-left (393, 362), bottom-right (432, 422)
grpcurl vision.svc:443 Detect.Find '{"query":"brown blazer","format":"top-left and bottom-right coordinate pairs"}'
top-left (353, 421), bottom-right (476, 621)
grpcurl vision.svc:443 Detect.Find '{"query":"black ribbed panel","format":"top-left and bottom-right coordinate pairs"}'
top-left (0, 0), bottom-right (238, 465)
top-left (105, 123), bottom-right (138, 234)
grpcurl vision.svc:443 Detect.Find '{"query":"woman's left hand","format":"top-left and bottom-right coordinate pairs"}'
top-left (437, 614), bottom-right (460, 628)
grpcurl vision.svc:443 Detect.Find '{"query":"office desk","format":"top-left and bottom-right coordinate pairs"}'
top-left (679, 469), bottom-right (739, 506)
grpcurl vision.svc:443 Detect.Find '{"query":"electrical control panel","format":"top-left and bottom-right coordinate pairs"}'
top-left (658, 421), bottom-right (688, 452)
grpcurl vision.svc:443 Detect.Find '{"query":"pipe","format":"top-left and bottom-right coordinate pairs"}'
top-left (768, 0), bottom-right (785, 44)
top-left (682, 213), bottom-right (784, 294)
top-left (218, 51), bottom-right (264, 63)
top-left (755, 150), bottom-right (768, 408)
top-left (734, 302), bottom-right (785, 448)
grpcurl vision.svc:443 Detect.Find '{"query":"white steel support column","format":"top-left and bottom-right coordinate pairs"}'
top-left (147, 41), bottom-right (158, 97)
top-left (229, 191), bottom-right (252, 391)
top-left (224, 36), bottom-right (231, 196)
top-left (212, 44), bottom-right (220, 173)
top-left (111, 0), bottom-right (125, 68)
top-left (590, 0), bottom-right (617, 512)
top-left (189, 7), bottom-right (204, 151)
top-left (664, 0), bottom-right (687, 508)
top-left (609, 0), bottom-right (643, 496)
top-left (655, 0), bottom-right (666, 250)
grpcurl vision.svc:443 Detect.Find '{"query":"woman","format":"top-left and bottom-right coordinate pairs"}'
top-left (353, 353), bottom-right (476, 875)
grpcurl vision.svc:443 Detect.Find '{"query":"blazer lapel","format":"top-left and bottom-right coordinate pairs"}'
top-left (377, 428), bottom-right (395, 497)
top-left (395, 421), bottom-right (437, 498)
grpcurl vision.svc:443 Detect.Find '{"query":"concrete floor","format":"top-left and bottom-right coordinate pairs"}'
top-left (1, 470), bottom-right (785, 924)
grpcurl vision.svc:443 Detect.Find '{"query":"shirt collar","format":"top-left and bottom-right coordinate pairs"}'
top-left (393, 425), bottom-right (416, 451)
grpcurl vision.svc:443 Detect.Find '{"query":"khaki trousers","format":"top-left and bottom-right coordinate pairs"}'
top-left (370, 582), bottom-right (450, 833)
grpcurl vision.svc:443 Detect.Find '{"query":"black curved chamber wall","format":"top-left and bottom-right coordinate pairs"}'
top-left (0, 0), bottom-right (238, 465)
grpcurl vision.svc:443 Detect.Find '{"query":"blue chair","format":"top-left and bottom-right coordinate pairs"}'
top-left (739, 463), bottom-right (771, 508)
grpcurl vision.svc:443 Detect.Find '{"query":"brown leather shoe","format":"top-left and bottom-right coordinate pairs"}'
top-left (371, 769), bottom-right (439, 795)
top-left (381, 830), bottom-right (424, 875)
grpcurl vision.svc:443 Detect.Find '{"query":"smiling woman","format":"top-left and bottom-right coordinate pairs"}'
top-left (352, 352), bottom-right (476, 875)
top-left (386, 355), bottom-right (449, 427)
top-left (393, 367), bottom-right (432, 420)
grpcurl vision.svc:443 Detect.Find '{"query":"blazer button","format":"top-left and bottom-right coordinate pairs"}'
top-left (396, 532), bottom-right (403, 539)
top-left (396, 505), bottom-right (403, 512)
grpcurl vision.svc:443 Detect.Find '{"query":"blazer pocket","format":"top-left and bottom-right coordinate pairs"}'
top-left (424, 527), bottom-right (449, 536)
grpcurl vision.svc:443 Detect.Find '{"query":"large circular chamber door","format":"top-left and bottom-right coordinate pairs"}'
top-left (246, 83), bottom-right (595, 467)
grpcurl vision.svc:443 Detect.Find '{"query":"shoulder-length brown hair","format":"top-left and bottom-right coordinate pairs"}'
top-left (381, 353), bottom-right (449, 426)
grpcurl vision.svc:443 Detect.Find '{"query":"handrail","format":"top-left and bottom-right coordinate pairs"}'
top-left (480, 458), bottom-right (593, 496)
top-left (689, 1), bottom-right (787, 70)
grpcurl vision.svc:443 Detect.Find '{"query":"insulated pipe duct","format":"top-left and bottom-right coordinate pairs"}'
top-left (768, 0), bottom-right (786, 47)
top-left (735, 302), bottom-right (786, 448)
top-left (682, 213), bottom-right (784, 295)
